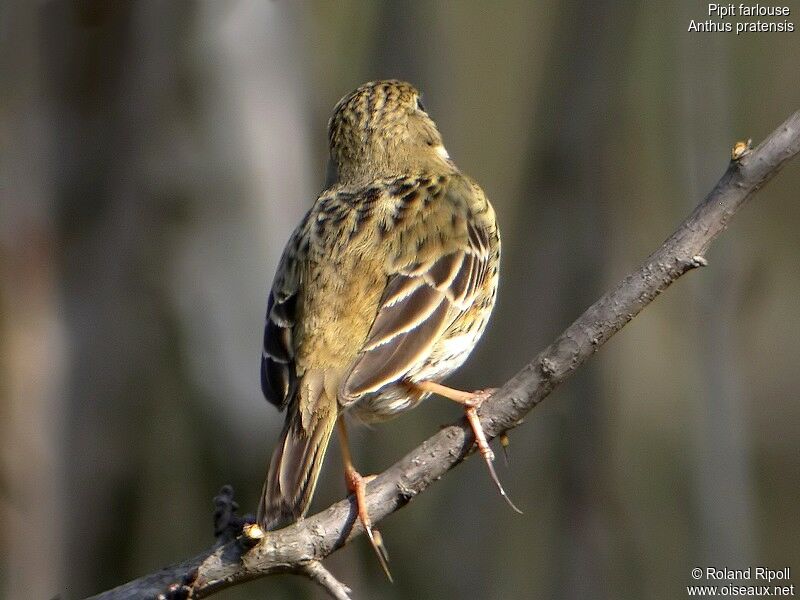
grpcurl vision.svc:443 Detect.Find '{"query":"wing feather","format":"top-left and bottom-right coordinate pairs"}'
top-left (363, 284), bottom-right (447, 350)
top-left (343, 299), bottom-right (451, 396)
top-left (341, 181), bottom-right (493, 402)
top-left (263, 176), bottom-right (495, 411)
top-left (261, 233), bottom-right (303, 410)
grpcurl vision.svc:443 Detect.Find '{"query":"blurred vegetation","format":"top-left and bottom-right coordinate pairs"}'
top-left (1, 2), bottom-right (798, 599)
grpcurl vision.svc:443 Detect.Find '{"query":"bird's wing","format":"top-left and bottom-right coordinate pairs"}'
top-left (260, 222), bottom-right (306, 410)
top-left (340, 176), bottom-right (493, 402)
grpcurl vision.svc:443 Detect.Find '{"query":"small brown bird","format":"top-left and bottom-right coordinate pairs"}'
top-left (258, 80), bottom-right (511, 577)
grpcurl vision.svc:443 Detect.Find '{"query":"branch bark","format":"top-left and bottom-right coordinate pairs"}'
top-left (90, 110), bottom-right (800, 600)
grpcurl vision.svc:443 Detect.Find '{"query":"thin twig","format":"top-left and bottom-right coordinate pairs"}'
top-left (89, 110), bottom-right (800, 600)
top-left (298, 562), bottom-right (353, 600)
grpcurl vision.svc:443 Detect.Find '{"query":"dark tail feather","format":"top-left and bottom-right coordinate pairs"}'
top-left (258, 390), bottom-right (337, 530)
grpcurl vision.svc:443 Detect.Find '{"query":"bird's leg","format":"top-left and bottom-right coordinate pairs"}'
top-left (336, 416), bottom-right (393, 582)
top-left (414, 381), bottom-right (522, 514)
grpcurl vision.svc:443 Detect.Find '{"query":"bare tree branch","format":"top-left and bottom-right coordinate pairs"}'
top-left (298, 562), bottom-right (353, 600)
top-left (90, 110), bottom-right (800, 600)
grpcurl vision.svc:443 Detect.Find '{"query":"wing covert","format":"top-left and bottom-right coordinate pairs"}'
top-left (340, 183), bottom-right (493, 402)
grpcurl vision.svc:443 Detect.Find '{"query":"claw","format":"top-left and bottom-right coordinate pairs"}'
top-left (412, 381), bottom-right (523, 515)
top-left (370, 528), bottom-right (391, 579)
top-left (346, 469), bottom-right (393, 582)
top-left (499, 432), bottom-right (511, 465)
top-left (464, 405), bottom-right (523, 515)
top-left (338, 416), bottom-right (393, 582)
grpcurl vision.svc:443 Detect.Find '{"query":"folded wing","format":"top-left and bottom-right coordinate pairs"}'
top-left (341, 202), bottom-right (492, 401)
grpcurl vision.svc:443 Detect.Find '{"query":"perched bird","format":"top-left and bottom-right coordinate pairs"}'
top-left (257, 80), bottom-right (511, 576)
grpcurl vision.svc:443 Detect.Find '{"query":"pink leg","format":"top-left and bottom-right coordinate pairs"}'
top-left (415, 381), bottom-right (522, 514)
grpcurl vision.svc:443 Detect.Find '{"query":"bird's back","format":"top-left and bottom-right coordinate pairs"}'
top-left (268, 171), bottom-right (498, 422)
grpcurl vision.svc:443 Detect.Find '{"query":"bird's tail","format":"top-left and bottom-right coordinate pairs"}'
top-left (258, 373), bottom-right (338, 530)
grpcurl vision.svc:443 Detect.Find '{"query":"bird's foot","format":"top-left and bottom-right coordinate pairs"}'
top-left (461, 388), bottom-right (496, 461)
top-left (460, 390), bottom-right (523, 514)
top-left (344, 466), bottom-right (393, 582)
top-left (415, 381), bottom-right (522, 514)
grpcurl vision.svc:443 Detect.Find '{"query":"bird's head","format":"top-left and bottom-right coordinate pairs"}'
top-left (326, 80), bottom-right (452, 185)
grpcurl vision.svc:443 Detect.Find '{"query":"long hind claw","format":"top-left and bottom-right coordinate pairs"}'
top-left (413, 381), bottom-right (523, 514)
top-left (463, 401), bottom-right (523, 515)
top-left (345, 468), bottom-right (393, 582)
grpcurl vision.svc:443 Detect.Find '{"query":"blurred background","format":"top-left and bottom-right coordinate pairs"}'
top-left (2, 1), bottom-right (799, 599)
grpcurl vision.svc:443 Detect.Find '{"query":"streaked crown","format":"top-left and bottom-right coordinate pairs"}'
top-left (327, 80), bottom-right (451, 185)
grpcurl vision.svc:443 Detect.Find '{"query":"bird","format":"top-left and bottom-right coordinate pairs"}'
top-left (257, 80), bottom-right (512, 578)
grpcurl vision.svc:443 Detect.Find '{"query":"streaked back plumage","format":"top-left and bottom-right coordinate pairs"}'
top-left (258, 80), bottom-right (499, 529)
